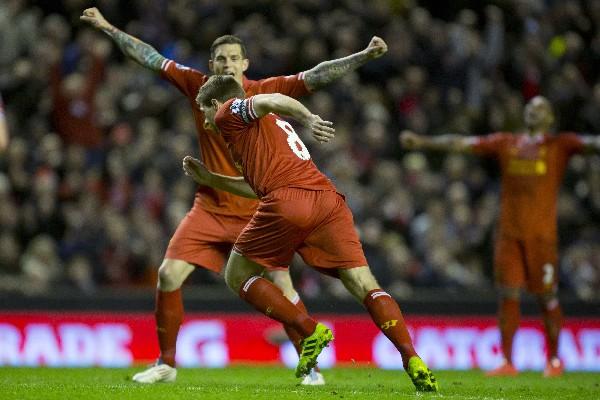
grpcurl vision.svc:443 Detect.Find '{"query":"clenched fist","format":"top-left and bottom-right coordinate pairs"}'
top-left (399, 130), bottom-right (424, 150)
top-left (364, 36), bottom-right (388, 59)
top-left (80, 7), bottom-right (112, 32)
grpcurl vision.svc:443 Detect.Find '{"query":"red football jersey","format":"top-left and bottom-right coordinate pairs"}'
top-left (160, 59), bottom-right (311, 216)
top-left (470, 132), bottom-right (584, 241)
top-left (214, 96), bottom-right (336, 198)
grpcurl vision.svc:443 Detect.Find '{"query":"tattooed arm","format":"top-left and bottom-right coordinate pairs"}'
top-left (303, 36), bottom-right (388, 91)
top-left (80, 7), bottom-right (165, 71)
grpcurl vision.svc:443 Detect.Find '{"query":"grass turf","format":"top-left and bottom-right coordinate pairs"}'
top-left (0, 366), bottom-right (598, 400)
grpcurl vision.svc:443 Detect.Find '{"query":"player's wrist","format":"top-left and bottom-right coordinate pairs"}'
top-left (306, 114), bottom-right (319, 129)
top-left (103, 24), bottom-right (117, 35)
top-left (361, 48), bottom-right (376, 61)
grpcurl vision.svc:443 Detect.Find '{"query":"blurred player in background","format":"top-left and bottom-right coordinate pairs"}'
top-left (183, 74), bottom-right (438, 392)
top-left (0, 93), bottom-right (8, 152)
top-left (400, 95), bottom-right (600, 377)
top-left (81, 7), bottom-right (387, 385)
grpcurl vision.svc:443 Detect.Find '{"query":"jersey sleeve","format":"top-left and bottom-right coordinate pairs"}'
top-left (254, 73), bottom-right (311, 98)
top-left (469, 132), bottom-right (507, 157)
top-left (215, 97), bottom-right (258, 143)
top-left (557, 132), bottom-right (585, 156)
top-left (159, 59), bottom-right (207, 98)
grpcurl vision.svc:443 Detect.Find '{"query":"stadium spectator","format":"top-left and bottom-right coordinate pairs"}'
top-left (50, 32), bottom-right (109, 149)
top-left (400, 95), bottom-right (600, 377)
top-left (80, 5), bottom-right (389, 386)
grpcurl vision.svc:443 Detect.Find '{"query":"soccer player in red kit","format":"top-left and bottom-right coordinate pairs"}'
top-left (81, 7), bottom-right (388, 385)
top-left (400, 96), bottom-right (600, 377)
top-left (184, 75), bottom-right (438, 392)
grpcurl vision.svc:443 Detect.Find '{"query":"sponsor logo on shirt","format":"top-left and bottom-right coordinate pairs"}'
top-left (507, 144), bottom-right (548, 175)
top-left (507, 159), bottom-right (547, 175)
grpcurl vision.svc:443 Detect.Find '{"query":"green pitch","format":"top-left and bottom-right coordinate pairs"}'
top-left (0, 366), bottom-right (598, 400)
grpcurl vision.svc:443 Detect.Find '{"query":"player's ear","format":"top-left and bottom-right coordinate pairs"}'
top-left (208, 59), bottom-right (214, 73)
top-left (211, 98), bottom-right (219, 111)
top-left (242, 58), bottom-right (249, 72)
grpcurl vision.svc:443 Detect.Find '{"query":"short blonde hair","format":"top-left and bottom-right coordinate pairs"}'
top-left (196, 75), bottom-right (245, 108)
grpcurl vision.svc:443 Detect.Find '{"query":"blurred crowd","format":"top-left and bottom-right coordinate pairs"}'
top-left (1, 0), bottom-right (600, 300)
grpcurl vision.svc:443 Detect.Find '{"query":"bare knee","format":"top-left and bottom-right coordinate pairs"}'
top-left (338, 266), bottom-right (380, 302)
top-left (224, 262), bottom-right (246, 293)
top-left (157, 259), bottom-right (194, 291)
top-left (266, 270), bottom-right (298, 301)
top-left (224, 252), bottom-right (264, 293)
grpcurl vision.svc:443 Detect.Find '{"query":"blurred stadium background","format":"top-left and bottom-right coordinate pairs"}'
top-left (0, 0), bottom-right (599, 371)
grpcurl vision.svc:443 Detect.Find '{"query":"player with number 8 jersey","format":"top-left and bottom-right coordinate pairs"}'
top-left (219, 97), bottom-right (335, 198)
top-left (216, 95), bottom-right (366, 270)
top-left (189, 75), bottom-right (438, 392)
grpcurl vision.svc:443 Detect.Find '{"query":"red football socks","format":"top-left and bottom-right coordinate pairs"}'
top-left (283, 296), bottom-right (309, 355)
top-left (541, 298), bottom-right (562, 360)
top-left (363, 289), bottom-right (417, 369)
top-left (155, 288), bottom-right (183, 367)
top-left (499, 297), bottom-right (520, 363)
top-left (240, 276), bottom-right (317, 337)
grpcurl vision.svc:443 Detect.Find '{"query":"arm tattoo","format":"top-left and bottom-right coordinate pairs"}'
top-left (106, 27), bottom-right (165, 72)
top-left (303, 51), bottom-right (370, 91)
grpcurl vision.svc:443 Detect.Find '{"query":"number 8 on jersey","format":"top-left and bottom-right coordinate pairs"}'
top-left (275, 118), bottom-right (311, 160)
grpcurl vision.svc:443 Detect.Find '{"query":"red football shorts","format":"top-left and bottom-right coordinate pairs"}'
top-left (165, 198), bottom-right (253, 272)
top-left (494, 235), bottom-right (559, 294)
top-left (233, 188), bottom-right (368, 275)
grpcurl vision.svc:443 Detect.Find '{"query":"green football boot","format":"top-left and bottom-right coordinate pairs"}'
top-left (295, 323), bottom-right (334, 378)
top-left (406, 356), bottom-right (439, 392)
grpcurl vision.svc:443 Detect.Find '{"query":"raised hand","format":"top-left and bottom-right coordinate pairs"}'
top-left (399, 130), bottom-right (423, 150)
top-left (309, 115), bottom-right (335, 144)
top-left (80, 7), bottom-right (112, 31)
top-left (182, 156), bottom-right (212, 185)
top-left (364, 36), bottom-right (388, 59)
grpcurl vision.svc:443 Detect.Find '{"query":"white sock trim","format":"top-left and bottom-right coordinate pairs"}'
top-left (290, 293), bottom-right (300, 305)
top-left (242, 276), bottom-right (261, 293)
top-left (371, 290), bottom-right (391, 300)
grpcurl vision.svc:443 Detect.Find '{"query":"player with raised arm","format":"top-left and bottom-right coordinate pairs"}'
top-left (184, 75), bottom-right (438, 392)
top-left (400, 95), bottom-right (600, 377)
top-left (80, 7), bottom-right (388, 385)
